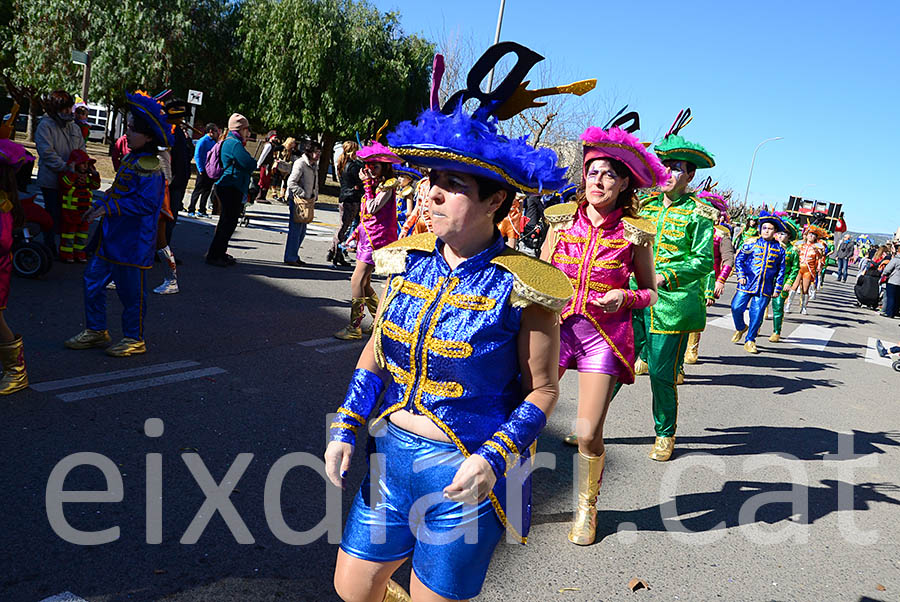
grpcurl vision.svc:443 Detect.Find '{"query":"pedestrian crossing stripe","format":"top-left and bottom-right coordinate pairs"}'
top-left (864, 337), bottom-right (894, 367)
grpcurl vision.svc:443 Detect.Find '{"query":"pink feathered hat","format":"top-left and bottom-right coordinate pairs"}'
top-left (357, 140), bottom-right (402, 164)
top-left (698, 190), bottom-right (728, 215)
top-left (0, 139), bottom-right (35, 169)
top-left (581, 127), bottom-right (669, 189)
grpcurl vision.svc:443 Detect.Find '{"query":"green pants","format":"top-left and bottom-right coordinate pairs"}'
top-left (617, 308), bottom-right (690, 437)
top-left (772, 293), bottom-right (787, 335)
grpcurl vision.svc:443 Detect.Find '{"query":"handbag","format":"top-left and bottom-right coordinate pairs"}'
top-left (291, 195), bottom-right (315, 224)
top-left (276, 160), bottom-right (292, 176)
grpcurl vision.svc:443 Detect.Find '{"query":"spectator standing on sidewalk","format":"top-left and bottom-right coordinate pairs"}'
top-left (833, 233), bottom-right (854, 282)
top-left (329, 140), bottom-right (362, 267)
top-left (283, 140), bottom-right (320, 266)
top-left (881, 250), bottom-right (900, 318)
top-left (35, 90), bottom-right (86, 256)
top-left (187, 123), bottom-right (219, 217)
top-left (206, 114), bottom-right (255, 267)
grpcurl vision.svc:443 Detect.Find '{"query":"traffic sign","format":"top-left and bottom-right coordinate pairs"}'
top-left (187, 90), bottom-right (203, 105)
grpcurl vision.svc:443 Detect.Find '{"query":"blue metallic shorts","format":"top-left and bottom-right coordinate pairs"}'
top-left (340, 421), bottom-right (505, 600)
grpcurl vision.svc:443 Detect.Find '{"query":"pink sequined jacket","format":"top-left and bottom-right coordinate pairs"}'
top-left (545, 202), bottom-right (655, 383)
top-left (360, 178), bottom-right (398, 250)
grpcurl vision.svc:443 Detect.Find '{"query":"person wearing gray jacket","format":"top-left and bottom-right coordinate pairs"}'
top-left (880, 251), bottom-right (900, 317)
top-left (34, 90), bottom-right (86, 255)
top-left (832, 233), bottom-right (855, 282)
top-left (283, 141), bottom-right (320, 266)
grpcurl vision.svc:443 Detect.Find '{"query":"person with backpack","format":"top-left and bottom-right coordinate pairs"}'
top-left (205, 114), bottom-right (256, 267)
top-left (187, 123), bottom-right (220, 217)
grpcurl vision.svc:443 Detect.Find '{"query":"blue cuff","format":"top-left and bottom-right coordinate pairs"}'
top-left (329, 369), bottom-right (385, 446)
top-left (476, 401), bottom-right (547, 480)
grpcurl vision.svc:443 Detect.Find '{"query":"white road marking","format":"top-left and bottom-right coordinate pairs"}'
top-left (782, 324), bottom-right (834, 352)
top-left (316, 341), bottom-right (365, 354)
top-left (864, 337), bottom-right (894, 367)
top-left (58, 367), bottom-right (227, 403)
top-left (31, 360), bottom-right (201, 392)
top-left (39, 593), bottom-right (88, 602)
top-left (708, 314), bottom-right (739, 329)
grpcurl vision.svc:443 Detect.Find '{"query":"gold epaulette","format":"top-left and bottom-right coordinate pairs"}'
top-left (490, 249), bottom-right (574, 313)
top-left (135, 155), bottom-right (160, 174)
top-left (373, 232), bottom-right (437, 275)
top-left (622, 216), bottom-right (656, 247)
top-left (543, 201), bottom-right (577, 226)
top-left (377, 177), bottom-right (402, 193)
top-left (714, 224), bottom-right (731, 237)
top-left (692, 199), bottom-right (719, 221)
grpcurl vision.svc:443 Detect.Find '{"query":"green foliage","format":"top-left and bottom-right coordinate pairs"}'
top-left (237, 0), bottom-right (434, 137)
top-left (2, 0), bottom-right (239, 114)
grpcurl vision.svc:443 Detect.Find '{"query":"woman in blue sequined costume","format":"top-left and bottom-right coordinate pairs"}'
top-left (323, 43), bottom-right (591, 602)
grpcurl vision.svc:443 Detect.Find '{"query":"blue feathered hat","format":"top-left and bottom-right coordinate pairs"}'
top-left (757, 210), bottom-right (785, 233)
top-left (126, 90), bottom-right (173, 147)
top-left (394, 165), bottom-right (423, 181)
top-left (387, 42), bottom-right (595, 195)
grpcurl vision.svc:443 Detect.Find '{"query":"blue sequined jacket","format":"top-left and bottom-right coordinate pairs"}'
top-left (736, 237), bottom-right (787, 297)
top-left (365, 233), bottom-right (571, 542)
top-left (93, 151), bottom-right (164, 269)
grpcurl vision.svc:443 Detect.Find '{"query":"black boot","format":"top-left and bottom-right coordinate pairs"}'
top-left (327, 249), bottom-right (335, 263)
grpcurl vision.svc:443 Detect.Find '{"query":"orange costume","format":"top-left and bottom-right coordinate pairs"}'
top-left (795, 241), bottom-right (825, 289)
top-left (399, 177), bottom-right (432, 237)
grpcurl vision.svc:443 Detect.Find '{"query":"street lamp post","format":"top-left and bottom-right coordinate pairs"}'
top-left (485, 0), bottom-right (507, 93)
top-left (743, 136), bottom-right (783, 208)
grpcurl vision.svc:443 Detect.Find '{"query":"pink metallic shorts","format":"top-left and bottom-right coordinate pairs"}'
top-left (559, 315), bottom-right (627, 379)
top-left (356, 227), bottom-right (374, 265)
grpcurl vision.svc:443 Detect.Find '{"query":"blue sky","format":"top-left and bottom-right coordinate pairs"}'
top-left (372, 0), bottom-right (899, 234)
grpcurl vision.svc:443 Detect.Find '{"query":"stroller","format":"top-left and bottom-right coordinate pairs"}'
top-left (12, 194), bottom-right (54, 278)
top-left (854, 265), bottom-right (882, 310)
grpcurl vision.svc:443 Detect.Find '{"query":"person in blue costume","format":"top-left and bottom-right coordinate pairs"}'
top-left (64, 90), bottom-right (169, 357)
top-left (730, 211), bottom-right (787, 354)
top-left (323, 43), bottom-right (592, 602)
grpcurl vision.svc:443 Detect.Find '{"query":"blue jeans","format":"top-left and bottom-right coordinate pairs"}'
top-left (884, 283), bottom-right (899, 317)
top-left (837, 257), bottom-right (850, 282)
top-left (283, 201), bottom-right (308, 262)
top-left (731, 290), bottom-right (771, 343)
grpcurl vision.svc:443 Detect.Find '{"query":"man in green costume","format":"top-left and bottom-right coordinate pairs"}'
top-left (627, 133), bottom-right (716, 461)
top-left (768, 215), bottom-right (801, 342)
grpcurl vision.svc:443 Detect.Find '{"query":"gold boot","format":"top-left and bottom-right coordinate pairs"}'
top-left (730, 327), bottom-right (748, 343)
top-left (563, 432), bottom-right (578, 446)
top-left (684, 331), bottom-right (700, 364)
top-left (768, 333), bottom-right (781, 343)
top-left (744, 340), bottom-right (759, 354)
top-left (65, 329), bottom-right (111, 349)
top-left (383, 579), bottom-right (411, 602)
top-left (568, 451), bottom-right (605, 545)
top-left (106, 338), bottom-right (147, 357)
top-left (0, 335), bottom-right (28, 395)
top-left (675, 368), bottom-right (685, 385)
top-left (361, 293), bottom-right (380, 335)
top-left (334, 298), bottom-right (365, 340)
top-left (634, 358), bottom-right (649, 375)
top-left (649, 436), bottom-right (675, 461)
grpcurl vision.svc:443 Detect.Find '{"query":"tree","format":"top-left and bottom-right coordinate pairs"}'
top-left (237, 0), bottom-right (434, 181)
top-left (2, 0), bottom-right (241, 141)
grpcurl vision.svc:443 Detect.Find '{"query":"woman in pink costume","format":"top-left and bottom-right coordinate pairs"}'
top-left (334, 141), bottom-right (401, 340)
top-left (541, 123), bottom-right (666, 545)
top-left (0, 139), bottom-right (34, 394)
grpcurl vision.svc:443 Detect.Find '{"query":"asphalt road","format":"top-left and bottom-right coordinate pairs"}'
top-left (3, 202), bottom-right (899, 602)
